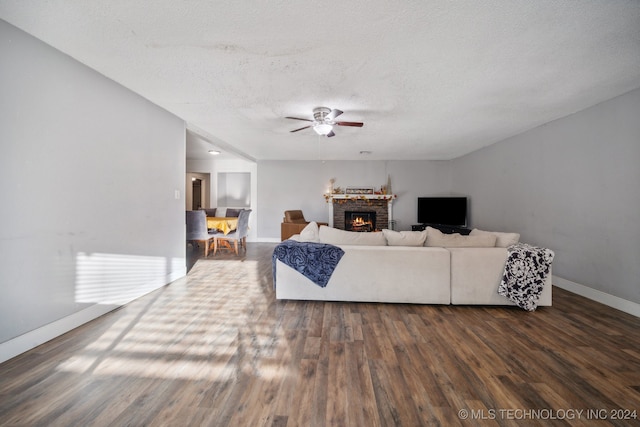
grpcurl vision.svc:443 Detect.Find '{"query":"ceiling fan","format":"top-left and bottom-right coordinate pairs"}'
top-left (286, 107), bottom-right (363, 137)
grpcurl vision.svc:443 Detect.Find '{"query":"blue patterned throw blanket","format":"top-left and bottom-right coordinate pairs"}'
top-left (499, 243), bottom-right (555, 311)
top-left (272, 240), bottom-right (345, 288)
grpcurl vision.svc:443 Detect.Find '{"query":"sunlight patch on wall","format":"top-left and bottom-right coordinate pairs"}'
top-left (75, 252), bottom-right (184, 305)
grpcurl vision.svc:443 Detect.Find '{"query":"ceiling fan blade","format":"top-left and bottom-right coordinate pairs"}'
top-left (326, 109), bottom-right (343, 120)
top-left (290, 125), bottom-right (312, 133)
top-left (326, 130), bottom-right (336, 137)
top-left (285, 116), bottom-right (313, 122)
top-left (335, 121), bottom-right (364, 127)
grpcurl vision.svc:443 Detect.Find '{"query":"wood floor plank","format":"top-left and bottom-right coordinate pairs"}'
top-left (394, 343), bottom-right (449, 425)
top-left (368, 358), bottom-right (408, 426)
top-left (325, 342), bottom-right (348, 426)
top-left (272, 330), bottom-right (307, 417)
top-left (345, 340), bottom-right (380, 427)
top-left (286, 358), bottom-right (318, 427)
top-left (1, 243), bottom-right (640, 426)
top-left (310, 355), bottom-right (329, 427)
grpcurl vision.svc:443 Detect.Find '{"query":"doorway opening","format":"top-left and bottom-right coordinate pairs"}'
top-left (186, 172), bottom-right (210, 210)
top-left (192, 179), bottom-right (202, 210)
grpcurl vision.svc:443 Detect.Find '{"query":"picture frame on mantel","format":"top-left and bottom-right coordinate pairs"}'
top-left (345, 187), bottom-right (374, 195)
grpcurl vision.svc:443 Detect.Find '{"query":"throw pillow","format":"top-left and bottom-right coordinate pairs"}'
top-left (299, 221), bottom-right (320, 242)
top-left (424, 226), bottom-right (444, 245)
top-left (470, 228), bottom-right (520, 247)
top-left (319, 226), bottom-right (387, 246)
top-left (382, 229), bottom-right (428, 246)
top-left (425, 226), bottom-right (497, 247)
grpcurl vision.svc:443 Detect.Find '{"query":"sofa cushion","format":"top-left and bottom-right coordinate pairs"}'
top-left (425, 226), bottom-right (496, 247)
top-left (382, 229), bottom-right (428, 246)
top-left (470, 228), bottom-right (520, 247)
top-left (424, 226), bottom-right (447, 246)
top-left (319, 226), bottom-right (387, 246)
top-left (298, 221), bottom-right (321, 243)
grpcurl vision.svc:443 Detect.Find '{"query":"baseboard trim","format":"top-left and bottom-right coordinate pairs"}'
top-left (553, 275), bottom-right (640, 318)
top-left (168, 267), bottom-right (187, 283)
top-left (0, 268), bottom-right (187, 364)
top-left (0, 304), bottom-right (118, 364)
top-left (256, 237), bottom-right (280, 243)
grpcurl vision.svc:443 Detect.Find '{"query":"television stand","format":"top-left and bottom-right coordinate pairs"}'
top-left (412, 224), bottom-right (471, 235)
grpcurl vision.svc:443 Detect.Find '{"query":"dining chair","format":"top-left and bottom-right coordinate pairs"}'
top-left (213, 209), bottom-right (251, 255)
top-left (186, 210), bottom-right (217, 257)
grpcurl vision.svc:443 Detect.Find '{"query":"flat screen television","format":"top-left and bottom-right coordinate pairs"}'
top-left (417, 197), bottom-right (467, 227)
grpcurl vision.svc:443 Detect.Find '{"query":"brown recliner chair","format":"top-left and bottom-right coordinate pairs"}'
top-left (280, 210), bottom-right (328, 241)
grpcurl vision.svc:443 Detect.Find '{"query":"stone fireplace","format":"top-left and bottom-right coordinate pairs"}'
top-left (327, 195), bottom-right (395, 231)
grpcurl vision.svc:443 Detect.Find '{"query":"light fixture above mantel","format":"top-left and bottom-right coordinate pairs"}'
top-left (208, 149), bottom-right (221, 155)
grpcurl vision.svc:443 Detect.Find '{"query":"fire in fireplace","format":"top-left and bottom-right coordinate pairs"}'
top-left (345, 211), bottom-right (376, 232)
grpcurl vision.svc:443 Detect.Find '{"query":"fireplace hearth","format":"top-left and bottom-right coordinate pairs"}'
top-left (345, 211), bottom-right (376, 232)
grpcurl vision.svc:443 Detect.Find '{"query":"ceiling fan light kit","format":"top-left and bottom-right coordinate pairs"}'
top-left (287, 106), bottom-right (363, 138)
top-left (313, 123), bottom-right (333, 135)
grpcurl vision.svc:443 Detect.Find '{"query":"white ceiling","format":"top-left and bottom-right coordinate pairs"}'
top-left (2, 1), bottom-right (639, 161)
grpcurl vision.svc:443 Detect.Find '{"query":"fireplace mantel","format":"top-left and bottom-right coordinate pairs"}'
top-left (324, 194), bottom-right (396, 202)
top-left (325, 194), bottom-right (396, 229)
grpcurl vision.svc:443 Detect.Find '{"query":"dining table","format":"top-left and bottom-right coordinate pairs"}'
top-left (206, 216), bottom-right (238, 235)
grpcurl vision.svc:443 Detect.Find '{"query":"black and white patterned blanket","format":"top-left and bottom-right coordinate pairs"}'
top-left (499, 243), bottom-right (554, 311)
top-left (272, 240), bottom-right (345, 288)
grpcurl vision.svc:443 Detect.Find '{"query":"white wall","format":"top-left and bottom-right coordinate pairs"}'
top-left (257, 160), bottom-right (452, 239)
top-left (452, 88), bottom-right (640, 305)
top-left (0, 21), bottom-right (186, 362)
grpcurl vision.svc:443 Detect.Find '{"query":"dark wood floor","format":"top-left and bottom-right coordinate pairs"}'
top-left (1, 243), bottom-right (640, 426)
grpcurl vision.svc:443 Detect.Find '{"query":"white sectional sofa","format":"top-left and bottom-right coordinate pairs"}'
top-left (276, 245), bottom-right (452, 304)
top-left (448, 247), bottom-right (551, 305)
top-left (274, 224), bottom-right (552, 308)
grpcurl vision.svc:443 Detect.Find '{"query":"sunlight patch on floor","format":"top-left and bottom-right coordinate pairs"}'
top-left (59, 256), bottom-right (294, 381)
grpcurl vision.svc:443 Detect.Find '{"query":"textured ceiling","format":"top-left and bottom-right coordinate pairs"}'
top-left (2, 1), bottom-right (639, 161)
